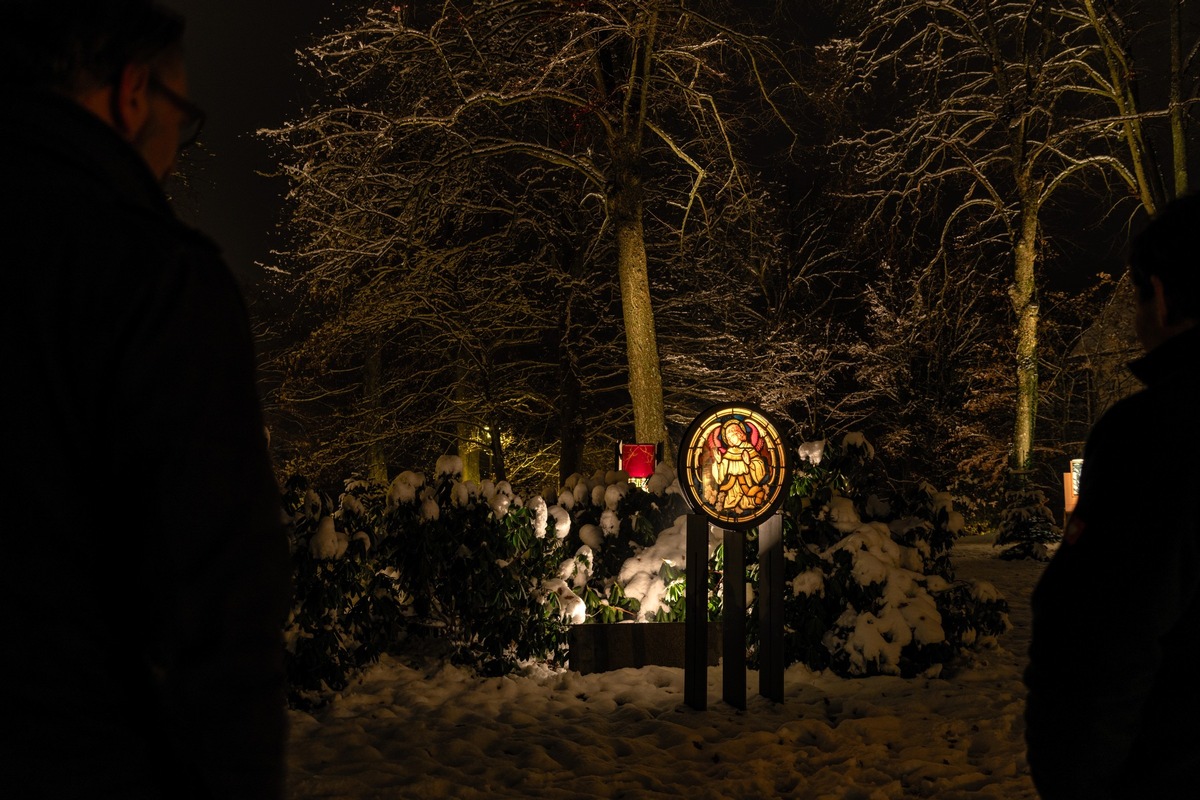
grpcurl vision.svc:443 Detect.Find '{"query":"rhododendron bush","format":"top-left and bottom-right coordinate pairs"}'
top-left (282, 435), bottom-right (1010, 708)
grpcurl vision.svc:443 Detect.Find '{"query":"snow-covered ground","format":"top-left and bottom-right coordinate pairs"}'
top-left (285, 536), bottom-right (1048, 799)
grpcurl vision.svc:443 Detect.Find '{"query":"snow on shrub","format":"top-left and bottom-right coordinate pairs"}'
top-left (768, 433), bottom-right (1011, 677)
top-left (995, 483), bottom-right (1060, 561)
top-left (280, 428), bottom-right (1014, 705)
top-left (569, 432), bottom-right (1012, 679)
top-left (279, 466), bottom-right (569, 708)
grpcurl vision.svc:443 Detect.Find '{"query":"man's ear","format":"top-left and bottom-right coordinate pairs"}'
top-left (109, 61), bottom-right (152, 140)
top-left (1150, 275), bottom-right (1172, 326)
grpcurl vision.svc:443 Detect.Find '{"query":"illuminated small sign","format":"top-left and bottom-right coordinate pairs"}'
top-left (1064, 458), bottom-right (1084, 520)
top-left (677, 403), bottom-right (791, 530)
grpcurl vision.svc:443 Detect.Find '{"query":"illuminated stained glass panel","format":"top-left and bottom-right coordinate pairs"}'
top-left (676, 402), bottom-right (791, 531)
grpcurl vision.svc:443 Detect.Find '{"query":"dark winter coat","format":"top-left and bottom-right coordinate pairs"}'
top-left (1025, 324), bottom-right (1200, 799)
top-left (0, 92), bottom-right (291, 799)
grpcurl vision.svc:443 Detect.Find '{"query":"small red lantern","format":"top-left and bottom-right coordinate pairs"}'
top-left (620, 442), bottom-right (657, 488)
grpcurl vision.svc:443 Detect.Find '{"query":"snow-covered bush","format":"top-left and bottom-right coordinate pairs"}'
top-left (280, 431), bottom-right (1014, 702)
top-left (762, 434), bottom-right (1011, 677)
top-left (547, 433), bottom-right (1009, 678)
top-left (279, 458), bottom-right (571, 708)
top-left (995, 482), bottom-right (1060, 561)
top-left (281, 474), bottom-right (387, 708)
top-left (553, 464), bottom-right (695, 623)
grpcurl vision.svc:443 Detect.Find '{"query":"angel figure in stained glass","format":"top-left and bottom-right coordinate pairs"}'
top-left (708, 419), bottom-right (770, 513)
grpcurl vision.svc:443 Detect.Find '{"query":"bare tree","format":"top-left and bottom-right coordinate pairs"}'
top-left (827, 0), bottom-right (1188, 477)
top-left (1073, 0), bottom-right (1198, 212)
top-left (653, 197), bottom-right (857, 437)
top-left (260, 0), bottom-right (808, 487)
top-left (259, 137), bottom-right (627, 489)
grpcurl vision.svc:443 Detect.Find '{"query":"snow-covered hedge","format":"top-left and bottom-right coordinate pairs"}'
top-left (281, 456), bottom-right (571, 708)
top-left (562, 433), bottom-right (1012, 679)
top-left (768, 435), bottom-right (1011, 677)
top-left (281, 433), bottom-right (1013, 706)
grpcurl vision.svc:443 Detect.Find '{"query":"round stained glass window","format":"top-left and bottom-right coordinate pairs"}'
top-left (676, 402), bottom-right (791, 531)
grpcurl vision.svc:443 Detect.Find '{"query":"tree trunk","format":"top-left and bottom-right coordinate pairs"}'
top-left (456, 421), bottom-right (483, 483)
top-left (1009, 199), bottom-right (1041, 474)
top-left (610, 142), bottom-right (669, 458)
top-left (557, 243), bottom-right (588, 484)
top-left (364, 348), bottom-right (389, 484)
top-left (488, 415), bottom-right (507, 483)
top-left (453, 374), bottom-right (485, 483)
top-left (557, 338), bottom-right (585, 484)
top-left (614, 216), bottom-right (668, 455)
top-left (1084, 0), bottom-right (1162, 214)
top-left (1168, 0), bottom-right (1189, 196)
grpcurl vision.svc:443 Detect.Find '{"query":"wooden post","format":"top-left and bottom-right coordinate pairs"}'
top-left (758, 514), bottom-right (784, 702)
top-left (684, 514), bottom-right (709, 710)
top-left (722, 526), bottom-right (746, 710)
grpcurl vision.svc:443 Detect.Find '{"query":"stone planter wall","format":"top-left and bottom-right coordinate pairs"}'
top-left (568, 621), bottom-right (722, 675)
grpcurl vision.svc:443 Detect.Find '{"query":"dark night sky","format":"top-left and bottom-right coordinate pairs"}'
top-left (162, 0), bottom-right (341, 293)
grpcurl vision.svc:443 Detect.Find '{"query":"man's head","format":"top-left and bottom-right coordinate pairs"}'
top-left (1128, 192), bottom-right (1200, 352)
top-left (0, 0), bottom-right (201, 180)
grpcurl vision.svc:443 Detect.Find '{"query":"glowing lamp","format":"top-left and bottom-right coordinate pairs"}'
top-left (1063, 458), bottom-right (1083, 523)
top-left (620, 442), bottom-right (657, 488)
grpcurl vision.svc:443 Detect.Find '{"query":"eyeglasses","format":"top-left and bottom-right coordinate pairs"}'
top-left (148, 74), bottom-right (206, 151)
